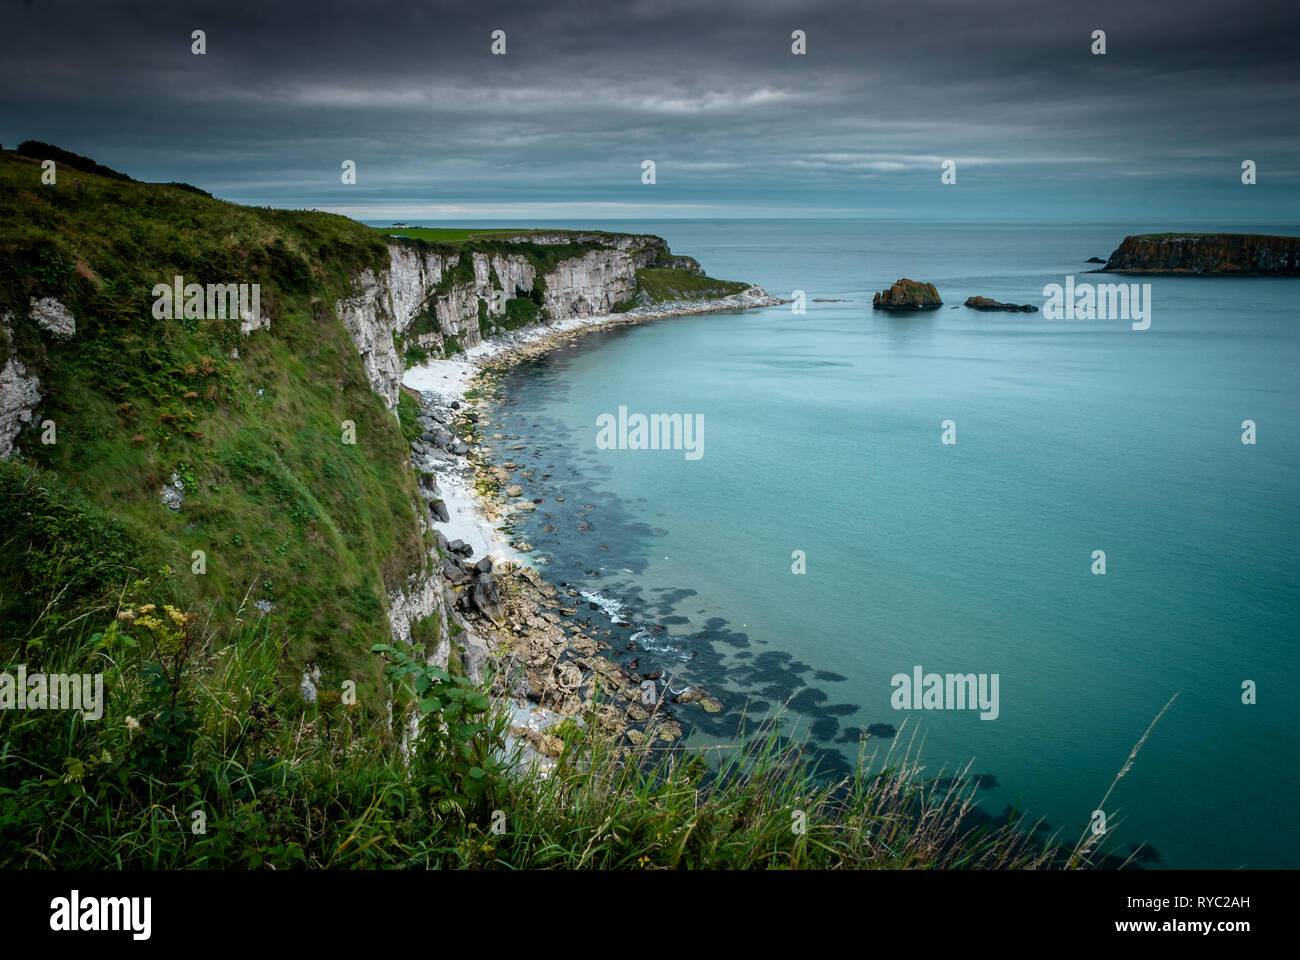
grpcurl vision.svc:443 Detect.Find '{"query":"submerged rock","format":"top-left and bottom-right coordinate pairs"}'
top-left (964, 296), bottom-right (1038, 312)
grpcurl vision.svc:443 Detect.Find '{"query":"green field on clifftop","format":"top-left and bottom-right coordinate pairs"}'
top-left (374, 226), bottom-right (629, 245)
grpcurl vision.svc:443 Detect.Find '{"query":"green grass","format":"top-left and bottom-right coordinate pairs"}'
top-left (635, 267), bottom-right (750, 303)
top-left (0, 149), bottom-right (424, 708)
top-left (379, 227), bottom-right (521, 244)
top-left (397, 390), bottom-right (423, 445)
top-left (374, 226), bottom-right (637, 247)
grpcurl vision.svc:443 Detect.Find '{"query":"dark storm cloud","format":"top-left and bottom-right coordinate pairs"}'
top-left (2, 0), bottom-right (1298, 218)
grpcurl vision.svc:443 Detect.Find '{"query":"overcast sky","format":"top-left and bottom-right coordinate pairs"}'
top-left (3, 0), bottom-right (1298, 221)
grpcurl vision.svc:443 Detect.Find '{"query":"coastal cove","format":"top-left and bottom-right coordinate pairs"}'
top-left (5, 0), bottom-right (1299, 891)
top-left (401, 219), bottom-right (1300, 870)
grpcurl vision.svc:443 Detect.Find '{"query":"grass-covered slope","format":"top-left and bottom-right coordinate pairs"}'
top-left (376, 226), bottom-right (626, 246)
top-left (0, 148), bottom-right (426, 704)
top-left (633, 266), bottom-right (750, 303)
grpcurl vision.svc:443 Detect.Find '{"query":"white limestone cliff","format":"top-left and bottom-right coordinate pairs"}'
top-left (333, 240), bottom-right (643, 414)
top-left (0, 343), bottom-right (42, 460)
top-left (1, 296), bottom-right (79, 459)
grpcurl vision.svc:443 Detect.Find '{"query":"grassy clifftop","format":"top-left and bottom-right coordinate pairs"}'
top-left (0, 148), bottom-right (424, 704)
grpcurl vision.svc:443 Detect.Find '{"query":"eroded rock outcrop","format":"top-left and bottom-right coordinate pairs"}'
top-left (0, 298), bottom-right (79, 459)
top-left (29, 297), bottom-right (76, 339)
top-left (335, 245), bottom-right (449, 412)
top-left (1102, 234), bottom-right (1300, 275)
top-left (542, 249), bottom-right (635, 318)
top-left (964, 296), bottom-right (1038, 312)
top-left (873, 278), bottom-right (942, 310)
top-left (0, 338), bottom-right (41, 459)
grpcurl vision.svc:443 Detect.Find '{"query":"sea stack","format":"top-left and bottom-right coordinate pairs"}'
top-left (872, 278), bottom-right (942, 310)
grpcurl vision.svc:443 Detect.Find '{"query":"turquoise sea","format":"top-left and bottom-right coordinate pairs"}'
top-left (433, 220), bottom-right (1300, 869)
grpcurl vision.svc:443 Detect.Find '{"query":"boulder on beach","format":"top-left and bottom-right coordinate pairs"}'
top-left (872, 278), bottom-right (942, 311)
top-left (443, 558), bottom-right (472, 584)
top-left (471, 571), bottom-right (503, 620)
top-left (964, 296), bottom-right (1038, 313)
top-left (416, 472), bottom-right (439, 499)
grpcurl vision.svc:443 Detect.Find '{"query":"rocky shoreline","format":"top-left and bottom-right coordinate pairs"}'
top-left (400, 291), bottom-right (775, 766)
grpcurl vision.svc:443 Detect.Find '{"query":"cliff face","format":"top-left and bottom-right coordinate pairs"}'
top-left (335, 239), bottom-right (648, 411)
top-left (1102, 234), bottom-right (1300, 275)
top-left (541, 248), bottom-right (636, 317)
top-left (335, 245), bottom-right (448, 413)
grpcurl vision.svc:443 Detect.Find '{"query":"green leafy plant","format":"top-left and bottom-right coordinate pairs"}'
top-left (371, 642), bottom-right (506, 818)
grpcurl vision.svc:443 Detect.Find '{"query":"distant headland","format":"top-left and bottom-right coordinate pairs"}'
top-left (1099, 234), bottom-right (1300, 276)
